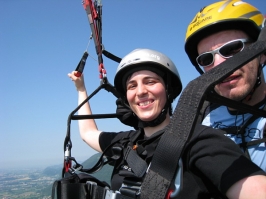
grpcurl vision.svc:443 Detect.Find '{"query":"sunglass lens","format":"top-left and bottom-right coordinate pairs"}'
top-left (220, 40), bottom-right (244, 57)
top-left (197, 53), bottom-right (213, 67)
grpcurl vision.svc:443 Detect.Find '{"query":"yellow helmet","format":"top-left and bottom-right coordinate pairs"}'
top-left (185, 0), bottom-right (264, 74)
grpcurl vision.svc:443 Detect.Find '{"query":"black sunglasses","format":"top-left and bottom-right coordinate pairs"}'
top-left (196, 39), bottom-right (251, 68)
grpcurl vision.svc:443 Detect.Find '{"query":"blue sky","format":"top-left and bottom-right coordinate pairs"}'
top-left (1, 0), bottom-right (266, 170)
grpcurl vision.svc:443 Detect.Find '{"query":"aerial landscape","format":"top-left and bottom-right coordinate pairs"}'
top-left (0, 153), bottom-right (112, 199)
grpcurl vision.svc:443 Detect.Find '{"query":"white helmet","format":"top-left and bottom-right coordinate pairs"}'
top-left (114, 48), bottom-right (182, 101)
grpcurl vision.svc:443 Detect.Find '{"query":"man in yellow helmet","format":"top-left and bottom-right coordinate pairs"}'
top-left (185, 0), bottom-right (266, 171)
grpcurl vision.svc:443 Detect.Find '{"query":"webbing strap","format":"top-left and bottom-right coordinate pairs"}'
top-left (103, 49), bottom-right (122, 63)
top-left (59, 183), bottom-right (106, 199)
top-left (239, 138), bottom-right (266, 148)
top-left (124, 146), bottom-right (148, 178)
top-left (140, 27), bottom-right (266, 199)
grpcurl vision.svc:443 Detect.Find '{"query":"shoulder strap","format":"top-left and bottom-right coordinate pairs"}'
top-left (196, 101), bottom-right (210, 124)
top-left (140, 27), bottom-right (266, 199)
top-left (122, 129), bottom-right (149, 178)
top-left (197, 101), bottom-right (221, 124)
top-left (236, 102), bottom-right (266, 158)
top-left (239, 101), bottom-right (266, 133)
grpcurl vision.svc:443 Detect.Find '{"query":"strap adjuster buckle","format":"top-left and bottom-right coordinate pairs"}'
top-left (105, 189), bottom-right (121, 199)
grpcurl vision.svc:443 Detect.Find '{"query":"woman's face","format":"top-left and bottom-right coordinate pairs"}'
top-left (126, 70), bottom-right (167, 121)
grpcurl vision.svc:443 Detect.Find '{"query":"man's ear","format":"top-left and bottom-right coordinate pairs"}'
top-left (261, 53), bottom-right (266, 65)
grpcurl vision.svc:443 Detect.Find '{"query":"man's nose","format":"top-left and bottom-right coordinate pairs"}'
top-left (213, 53), bottom-right (226, 67)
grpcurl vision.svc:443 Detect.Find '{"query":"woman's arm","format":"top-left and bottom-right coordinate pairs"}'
top-left (68, 71), bottom-right (102, 152)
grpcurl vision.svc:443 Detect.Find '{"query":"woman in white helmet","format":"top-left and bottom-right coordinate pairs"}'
top-left (68, 48), bottom-right (182, 152)
top-left (68, 48), bottom-right (266, 198)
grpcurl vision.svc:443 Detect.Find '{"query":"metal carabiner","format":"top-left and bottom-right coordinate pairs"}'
top-left (167, 159), bottom-right (183, 199)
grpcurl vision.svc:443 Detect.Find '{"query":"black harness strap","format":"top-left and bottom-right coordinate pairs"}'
top-left (196, 100), bottom-right (211, 124)
top-left (58, 181), bottom-right (106, 199)
top-left (140, 27), bottom-right (266, 199)
top-left (102, 49), bottom-right (122, 63)
top-left (124, 146), bottom-right (148, 178)
top-left (239, 138), bottom-right (266, 147)
top-left (52, 172), bottom-right (110, 199)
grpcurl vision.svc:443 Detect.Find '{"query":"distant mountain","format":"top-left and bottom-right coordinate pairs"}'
top-left (43, 164), bottom-right (62, 177)
top-left (81, 153), bottom-right (113, 185)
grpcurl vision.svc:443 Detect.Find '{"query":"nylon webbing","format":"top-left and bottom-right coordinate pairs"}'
top-left (124, 146), bottom-right (148, 178)
top-left (102, 49), bottom-right (122, 63)
top-left (140, 27), bottom-right (266, 199)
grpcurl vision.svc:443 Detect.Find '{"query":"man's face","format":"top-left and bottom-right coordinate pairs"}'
top-left (197, 30), bottom-right (260, 101)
